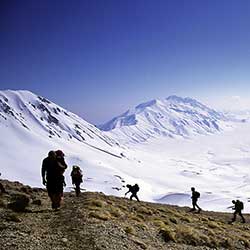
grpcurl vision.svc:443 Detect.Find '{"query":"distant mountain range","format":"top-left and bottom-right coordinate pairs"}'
top-left (98, 95), bottom-right (228, 144)
top-left (1, 90), bottom-right (249, 212)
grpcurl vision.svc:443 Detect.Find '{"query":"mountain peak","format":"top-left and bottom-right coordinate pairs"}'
top-left (166, 95), bottom-right (201, 106)
top-left (135, 99), bottom-right (159, 110)
top-left (99, 95), bottom-right (225, 143)
top-left (0, 89), bottom-right (119, 148)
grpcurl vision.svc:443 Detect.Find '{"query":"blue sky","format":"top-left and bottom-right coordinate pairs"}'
top-left (1, 0), bottom-right (250, 123)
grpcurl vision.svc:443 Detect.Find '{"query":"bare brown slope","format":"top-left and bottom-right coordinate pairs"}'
top-left (0, 180), bottom-right (250, 250)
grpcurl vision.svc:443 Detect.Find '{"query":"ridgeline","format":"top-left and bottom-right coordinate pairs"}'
top-left (0, 180), bottom-right (250, 250)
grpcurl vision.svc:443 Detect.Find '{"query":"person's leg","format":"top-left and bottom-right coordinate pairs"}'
top-left (239, 211), bottom-right (246, 223)
top-left (54, 193), bottom-right (62, 209)
top-left (0, 182), bottom-right (6, 193)
top-left (134, 193), bottom-right (140, 202)
top-left (49, 193), bottom-right (57, 209)
top-left (75, 183), bottom-right (80, 196)
top-left (191, 200), bottom-right (196, 211)
top-left (195, 203), bottom-right (201, 212)
top-left (130, 194), bottom-right (133, 200)
top-left (47, 182), bottom-right (58, 209)
top-left (232, 211), bottom-right (237, 222)
top-left (56, 181), bottom-right (64, 208)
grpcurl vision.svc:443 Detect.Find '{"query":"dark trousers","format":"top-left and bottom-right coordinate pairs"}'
top-left (74, 182), bottom-right (81, 197)
top-left (130, 193), bottom-right (140, 202)
top-left (192, 199), bottom-right (201, 211)
top-left (232, 210), bottom-right (245, 223)
top-left (0, 182), bottom-right (6, 193)
top-left (47, 179), bottom-right (64, 209)
top-left (48, 192), bottom-right (62, 209)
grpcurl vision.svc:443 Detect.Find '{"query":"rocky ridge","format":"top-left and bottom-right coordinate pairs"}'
top-left (1, 180), bottom-right (250, 250)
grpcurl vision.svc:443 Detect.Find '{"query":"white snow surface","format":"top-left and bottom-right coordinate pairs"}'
top-left (0, 90), bottom-right (250, 212)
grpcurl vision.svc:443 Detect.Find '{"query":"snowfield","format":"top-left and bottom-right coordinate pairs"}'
top-left (0, 90), bottom-right (250, 212)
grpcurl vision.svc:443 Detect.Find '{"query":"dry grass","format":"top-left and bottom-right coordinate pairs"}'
top-left (159, 225), bottom-right (176, 242)
top-left (136, 206), bottom-right (154, 215)
top-left (207, 220), bottom-right (220, 229)
top-left (89, 211), bottom-right (111, 221)
top-left (82, 192), bottom-right (250, 249)
top-left (2, 181), bottom-right (250, 250)
top-left (124, 225), bottom-right (135, 235)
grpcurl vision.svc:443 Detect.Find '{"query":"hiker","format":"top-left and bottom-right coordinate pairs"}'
top-left (41, 150), bottom-right (67, 210)
top-left (0, 173), bottom-right (6, 194)
top-left (125, 184), bottom-right (140, 201)
top-left (55, 150), bottom-right (67, 187)
top-left (190, 187), bottom-right (201, 213)
top-left (71, 165), bottom-right (83, 197)
top-left (230, 200), bottom-right (245, 223)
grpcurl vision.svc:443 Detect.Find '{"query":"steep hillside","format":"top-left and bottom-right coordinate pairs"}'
top-left (99, 96), bottom-right (228, 144)
top-left (0, 90), bottom-right (132, 191)
top-left (1, 180), bottom-right (250, 250)
top-left (0, 90), bottom-right (118, 147)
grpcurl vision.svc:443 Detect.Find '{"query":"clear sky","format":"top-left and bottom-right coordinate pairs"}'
top-left (1, 0), bottom-right (250, 124)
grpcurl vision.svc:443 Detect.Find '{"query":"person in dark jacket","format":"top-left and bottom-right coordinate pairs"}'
top-left (231, 200), bottom-right (245, 223)
top-left (0, 173), bottom-right (6, 194)
top-left (190, 187), bottom-right (201, 213)
top-left (41, 150), bottom-right (66, 210)
top-left (125, 184), bottom-right (140, 202)
top-left (55, 150), bottom-right (67, 187)
top-left (71, 166), bottom-right (83, 197)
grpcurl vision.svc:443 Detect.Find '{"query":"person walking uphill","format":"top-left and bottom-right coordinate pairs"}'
top-left (190, 187), bottom-right (201, 213)
top-left (71, 165), bottom-right (83, 197)
top-left (55, 150), bottom-right (67, 187)
top-left (230, 200), bottom-right (245, 223)
top-left (125, 184), bottom-right (140, 202)
top-left (0, 173), bottom-right (7, 194)
top-left (41, 150), bottom-right (67, 210)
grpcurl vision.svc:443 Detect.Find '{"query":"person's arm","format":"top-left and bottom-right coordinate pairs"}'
top-left (41, 160), bottom-right (47, 186)
top-left (125, 190), bottom-right (130, 196)
top-left (71, 172), bottom-right (75, 185)
top-left (61, 158), bottom-right (68, 169)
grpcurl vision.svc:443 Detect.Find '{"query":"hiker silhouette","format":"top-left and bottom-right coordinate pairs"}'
top-left (125, 184), bottom-right (140, 202)
top-left (230, 200), bottom-right (245, 223)
top-left (71, 165), bottom-right (83, 197)
top-left (0, 173), bottom-right (6, 194)
top-left (190, 187), bottom-right (201, 213)
top-left (41, 150), bottom-right (67, 210)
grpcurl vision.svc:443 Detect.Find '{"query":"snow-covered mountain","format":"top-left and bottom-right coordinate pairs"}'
top-left (0, 90), bottom-right (119, 148)
top-left (2, 90), bottom-right (250, 213)
top-left (98, 95), bottom-right (228, 144)
top-left (0, 90), bottom-right (131, 190)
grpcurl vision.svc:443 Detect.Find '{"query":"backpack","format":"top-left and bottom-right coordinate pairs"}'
top-left (194, 191), bottom-right (200, 199)
top-left (71, 166), bottom-right (83, 182)
top-left (133, 184), bottom-right (140, 192)
top-left (239, 201), bottom-right (244, 210)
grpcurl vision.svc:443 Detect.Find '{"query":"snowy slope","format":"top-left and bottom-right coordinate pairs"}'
top-left (99, 96), bottom-right (228, 144)
top-left (0, 90), bottom-right (119, 148)
top-left (1, 90), bottom-right (250, 213)
top-left (0, 90), bottom-right (132, 192)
